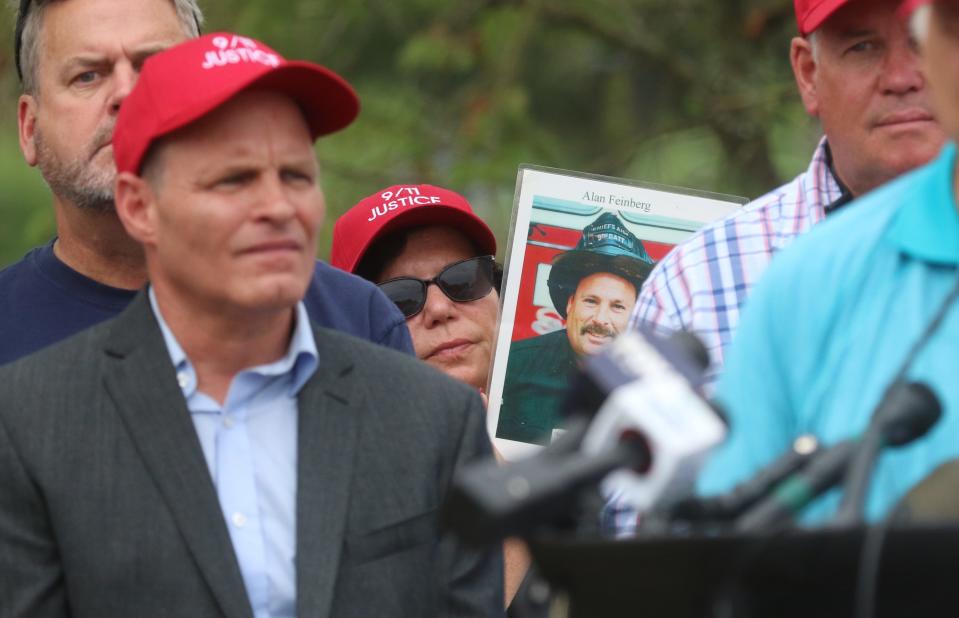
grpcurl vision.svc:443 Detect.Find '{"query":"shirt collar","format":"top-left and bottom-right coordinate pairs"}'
top-left (805, 137), bottom-right (847, 217)
top-left (885, 142), bottom-right (959, 266)
top-left (822, 141), bottom-right (855, 215)
top-left (148, 288), bottom-right (319, 398)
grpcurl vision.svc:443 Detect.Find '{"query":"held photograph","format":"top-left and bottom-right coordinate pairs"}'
top-left (488, 166), bottom-right (745, 460)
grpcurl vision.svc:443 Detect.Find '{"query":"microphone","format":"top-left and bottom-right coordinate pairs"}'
top-left (664, 329), bottom-right (711, 380)
top-left (734, 382), bottom-right (942, 532)
top-left (579, 329), bottom-right (726, 513)
top-left (559, 328), bottom-right (710, 423)
top-left (443, 329), bottom-right (723, 545)
top-left (660, 434), bottom-right (821, 524)
top-left (833, 381), bottom-right (942, 525)
top-left (734, 439), bottom-right (858, 532)
top-left (443, 416), bottom-right (648, 545)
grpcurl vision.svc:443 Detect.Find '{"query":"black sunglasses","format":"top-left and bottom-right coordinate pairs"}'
top-left (379, 255), bottom-right (495, 319)
top-left (13, 0), bottom-right (203, 83)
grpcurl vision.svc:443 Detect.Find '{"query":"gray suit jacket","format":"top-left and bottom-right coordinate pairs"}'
top-left (0, 293), bottom-right (501, 617)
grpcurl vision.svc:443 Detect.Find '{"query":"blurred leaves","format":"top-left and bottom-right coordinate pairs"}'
top-left (0, 0), bottom-right (819, 268)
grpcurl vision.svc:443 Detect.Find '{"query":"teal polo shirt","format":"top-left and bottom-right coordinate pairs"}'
top-left (698, 143), bottom-right (959, 522)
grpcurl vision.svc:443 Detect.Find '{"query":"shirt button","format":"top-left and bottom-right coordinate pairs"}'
top-left (176, 372), bottom-right (190, 389)
top-left (223, 415), bottom-right (235, 429)
top-left (232, 512), bottom-right (247, 528)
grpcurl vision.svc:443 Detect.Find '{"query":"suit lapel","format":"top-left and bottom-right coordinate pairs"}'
top-left (296, 327), bottom-right (360, 618)
top-left (102, 293), bottom-right (254, 618)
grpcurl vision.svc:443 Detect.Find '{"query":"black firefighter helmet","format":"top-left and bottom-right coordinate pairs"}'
top-left (547, 212), bottom-right (655, 319)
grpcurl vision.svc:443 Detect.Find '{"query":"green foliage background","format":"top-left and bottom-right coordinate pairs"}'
top-left (0, 0), bottom-right (820, 269)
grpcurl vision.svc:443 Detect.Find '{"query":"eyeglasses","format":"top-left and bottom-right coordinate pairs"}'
top-left (379, 255), bottom-right (495, 319)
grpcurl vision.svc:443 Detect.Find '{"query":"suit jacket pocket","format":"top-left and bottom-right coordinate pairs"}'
top-left (344, 509), bottom-right (438, 565)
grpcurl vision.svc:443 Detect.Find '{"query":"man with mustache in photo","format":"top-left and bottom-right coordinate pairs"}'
top-left (496, 213), bottom-right (654, 445)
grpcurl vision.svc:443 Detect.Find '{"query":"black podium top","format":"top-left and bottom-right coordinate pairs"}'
top-left (529, 523), bottom-right (959, 618)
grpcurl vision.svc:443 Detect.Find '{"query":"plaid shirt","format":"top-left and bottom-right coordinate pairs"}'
top-left (603, 138), bottom-right (846, 538)
top-left (629, 137), bottom-right (846, 387)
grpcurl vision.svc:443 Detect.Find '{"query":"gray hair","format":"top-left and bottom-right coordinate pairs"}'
top-left (16, 0), bottom-right (204, 95)
top-left (807, 30), bottom-right (821, 63)
top-left (910, 5), bottom-right (932, 44)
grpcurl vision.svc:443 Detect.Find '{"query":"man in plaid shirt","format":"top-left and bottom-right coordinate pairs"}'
top-left (632, 0), bottom-right (945, 387)
top-left (608, 0), bottom-right (946, 537)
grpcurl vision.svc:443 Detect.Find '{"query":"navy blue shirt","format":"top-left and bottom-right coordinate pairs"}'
top-left (0, 240), bottom-right (414, 366)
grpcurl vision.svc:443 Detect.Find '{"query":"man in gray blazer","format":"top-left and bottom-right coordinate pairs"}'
top-left (0, 33), bottom-right (502, 618)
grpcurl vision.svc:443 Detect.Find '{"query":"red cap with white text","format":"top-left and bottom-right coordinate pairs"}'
top-left (331, 185), bottom-right (497, 273)
top-left (113, 32), bottom-right (359, 174)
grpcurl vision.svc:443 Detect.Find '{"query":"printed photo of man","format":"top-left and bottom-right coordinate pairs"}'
top-left (496, 212), bottom-right (654, 444)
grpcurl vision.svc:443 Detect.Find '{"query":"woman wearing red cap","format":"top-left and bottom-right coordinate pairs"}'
top-left (332, 184), bottom-right (502, 393)
top-left (331, 184), bottom-right (531, 610)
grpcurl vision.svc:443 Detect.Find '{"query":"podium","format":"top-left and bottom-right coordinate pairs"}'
top-left (528, 524), bottom-right (959, 618)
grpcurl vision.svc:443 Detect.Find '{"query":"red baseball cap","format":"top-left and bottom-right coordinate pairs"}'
top-left (114, 32), bottom-right (359, 174)
top-left (898, 0), bottom-right (930, 18)
top-left (330, 184), bottom-right (497, 273)
top-left (794, 0), bottom-right (850, 35)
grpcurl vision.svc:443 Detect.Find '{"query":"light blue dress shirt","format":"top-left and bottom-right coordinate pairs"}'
top-left (699, 143), bottom-right (959, 522)
top-left (150, 289), bottom-right (318, 617)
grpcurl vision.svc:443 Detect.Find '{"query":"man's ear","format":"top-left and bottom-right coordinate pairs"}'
top-left (18, 94), bottom-right (38, 167)
top-left (790, 36), bottom-right (821, 117)
top-left (115, 172), bottom-right (158, 247)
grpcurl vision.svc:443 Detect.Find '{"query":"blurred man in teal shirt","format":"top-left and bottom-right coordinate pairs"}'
top-left (699, 0), bottom-right (959, 522)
